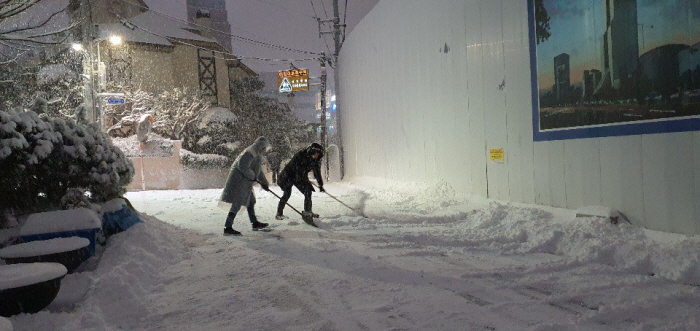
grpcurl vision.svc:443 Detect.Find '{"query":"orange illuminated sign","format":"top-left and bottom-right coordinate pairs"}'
top-left (278, 68), bottom-right (309, 93)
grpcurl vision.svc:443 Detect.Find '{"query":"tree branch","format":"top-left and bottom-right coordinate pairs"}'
top-left (0, 0), bottom-right (41, 19)
top-left (0, 4), bottom-right (67, 35)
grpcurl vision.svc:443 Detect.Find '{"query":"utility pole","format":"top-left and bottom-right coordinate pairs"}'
top-left (319, 53), bottom-right (329, 178)
top-left (332, 0), bottom-right (344, 179)
top-left (317, 0), bottom-right (346, 179)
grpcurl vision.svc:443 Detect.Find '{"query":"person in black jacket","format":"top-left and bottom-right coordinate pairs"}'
top-left (275, 143), bottom-right (324, 220)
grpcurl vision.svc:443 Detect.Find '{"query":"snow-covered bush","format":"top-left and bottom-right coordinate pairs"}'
top-left (44, 117), bottom-right (134, 202)
top-left (60, 188), bottom-right (91, 210)
top-left (0, 109), bottom-right (134, 214)
top-left (180, 149), bottom-right (230, 170)
top-left (183, 107), bottom-right (239, 156)
top-left (0, 109), bottom-right (61, 211)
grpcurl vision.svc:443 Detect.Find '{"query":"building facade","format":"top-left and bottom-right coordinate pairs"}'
top-left (186, 0), bottom-right (232, 51)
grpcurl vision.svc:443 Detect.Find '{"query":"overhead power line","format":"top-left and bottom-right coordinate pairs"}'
top-left (109, 10), bottom-right (319, 64)
top-left (116, 0), bottom-right (322, 55)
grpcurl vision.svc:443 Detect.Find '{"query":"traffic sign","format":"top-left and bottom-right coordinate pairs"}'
top-left (278, 68), bottom-right (309, 93)
top-left (279, 78), bottom-right (292, 93)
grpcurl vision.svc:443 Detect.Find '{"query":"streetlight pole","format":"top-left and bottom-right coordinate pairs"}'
top-left (332, 0), bottom-right (344, 179)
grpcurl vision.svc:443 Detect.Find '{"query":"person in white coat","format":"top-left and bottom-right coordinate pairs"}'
top-left (219, 136), bottom-right (271, 235)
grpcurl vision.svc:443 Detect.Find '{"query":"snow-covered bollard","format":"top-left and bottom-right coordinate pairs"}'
top-left (0, 237), bottom-right (91, 273)
top-left (19, 209), bottom-right (102, 256)
top-left (0, 263), bottom-right (67, 317)
top-left (100, 198), bottom-right (143, 238)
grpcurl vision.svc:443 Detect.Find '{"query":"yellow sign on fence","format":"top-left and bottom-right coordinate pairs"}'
top-left (489, 148), bottom-right (505, 163)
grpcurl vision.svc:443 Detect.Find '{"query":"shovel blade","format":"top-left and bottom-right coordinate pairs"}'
top-left (302, 214), bottom-right (318, 227)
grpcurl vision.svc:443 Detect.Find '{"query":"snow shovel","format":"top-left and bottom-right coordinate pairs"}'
top-left (258, 181), bottom-right (318, 227)
top-left (311, 183), bottom-right (368, 218)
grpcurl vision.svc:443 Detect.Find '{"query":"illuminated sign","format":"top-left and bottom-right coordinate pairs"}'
top-left (278, 68), bottom-right (309, 93)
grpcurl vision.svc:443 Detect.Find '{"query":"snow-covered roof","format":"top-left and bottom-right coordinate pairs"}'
top-left (98, 10), bottom-right (217, 47)
top-left (98, 22), bottom-right (172, 47)
top-left (0, 262), bottom-right (67, 290)
top-left (0, 237), bottom-right (90, 259)
top-left (130, 10), bottom-right (215, 43)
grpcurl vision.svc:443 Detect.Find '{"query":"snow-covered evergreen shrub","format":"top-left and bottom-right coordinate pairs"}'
top-left (60, 188), bottom-right (90, 210)
top-left (46, 118), bottom-right (134, 202)
top-left (180, 149), bottom-right (230, 170)
top-left (0, 109), bottom-right (134, 213)
top-left (0, 109), bottom-right (61, 211)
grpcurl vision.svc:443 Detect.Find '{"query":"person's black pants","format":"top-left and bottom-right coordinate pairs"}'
top-left (277, 181), bottom-right (313, 215)
top-left (225, 199), bottom-right (258, 228)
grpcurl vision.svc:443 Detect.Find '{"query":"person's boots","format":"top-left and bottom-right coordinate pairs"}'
top-left (275, 214), bottom-right (288, 220)
top-left (302, 211), bottom-right (319, 218)
top-left (251, 220), bottom-right (269, 230)
top-left (224, 227), bottom-right (241, 235)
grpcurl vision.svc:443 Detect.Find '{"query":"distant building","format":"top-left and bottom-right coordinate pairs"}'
top-left (601, 0), bottom-right (639, 88)
top-left (582, 69), bottom-right (602, 101)
top-left (86, 2), bottom-right (255, 118)
top-left (554, 53), bottom-right (570, 104)
top-left (186, 0), bottom-right (232, 51)
top-left (679, 42), bottom-right (700, 89)
top-left (639, 44), bottom-right (690, 98)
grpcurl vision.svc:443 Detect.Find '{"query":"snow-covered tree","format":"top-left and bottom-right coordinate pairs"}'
top-left (182, 107), bottom-right (238, 156)
top-left (151, 88), bottom-right (210, 141)
top-left (230, 77), bottom-right (314, 152)
top-left (106, 87), bottom-right (210, 142)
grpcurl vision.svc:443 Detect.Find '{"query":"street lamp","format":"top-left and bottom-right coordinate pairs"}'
top-left (71, 43), bottom-right (84, 52)
top-left (71, 34), bottom-right (123, 129)
top-left (93, 35), bottom-right (124, 130)
top-left (108, 35), bottom-right (122, 46)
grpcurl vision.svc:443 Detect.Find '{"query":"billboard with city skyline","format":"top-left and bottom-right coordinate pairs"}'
top-left (529, 0), bottom-right (700, 141)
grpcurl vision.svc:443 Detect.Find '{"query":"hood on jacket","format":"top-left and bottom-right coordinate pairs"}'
top-left (252, 136), bottom-right (271, 154)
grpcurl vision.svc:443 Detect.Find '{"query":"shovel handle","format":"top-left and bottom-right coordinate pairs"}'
top-left (311, 182), bottom-right (366, 217)
top-left (257, 180), bottom-right (304, 217)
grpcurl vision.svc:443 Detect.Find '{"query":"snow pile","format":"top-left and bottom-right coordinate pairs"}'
top-left (3, 179), bottom-right (700, 329)
top-left (9, 218), bottom-right (190, 330)
top-left (451, 201), bottom-right (700, 284)
top-left (111, 134), bottom-right (174, 157)
top-left (0, 316), bottom-right (11, 331)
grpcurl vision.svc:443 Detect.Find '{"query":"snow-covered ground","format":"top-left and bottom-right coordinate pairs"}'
top-left (6, 178), bottom-right (700, 330)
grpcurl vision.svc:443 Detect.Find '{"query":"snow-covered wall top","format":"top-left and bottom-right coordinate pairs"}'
top-left (339, 0), bottom-right (700, 235)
